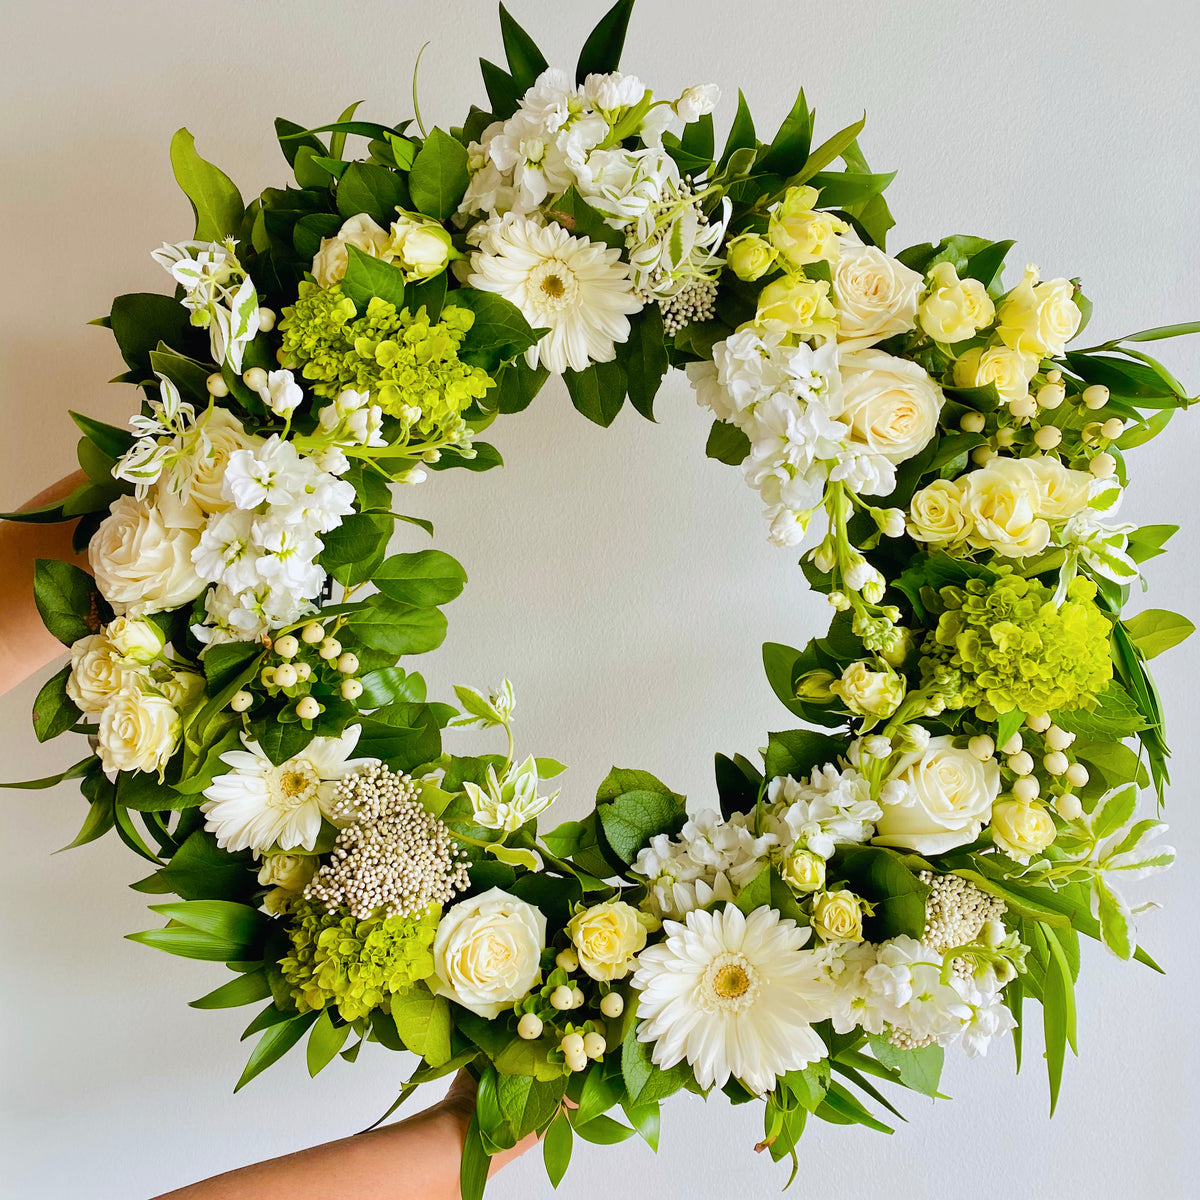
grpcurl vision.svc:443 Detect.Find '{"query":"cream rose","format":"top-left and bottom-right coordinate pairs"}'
top-left (907, 478), bottom-right (972, 546)
top-left (90, 495), bottom-right (206, 617)
top-left (918, 261), bottom-right (995, 343)
top-left (829, 660), bottom-right (905, 719)
top-left (104, 616), bottom-right (166, 664)
top-left (755, 276), bottom-right (836, 336)
top-left (185, 409), bottom-right (261, 514)
top-left (725, 232), bottom-right (777, 281)
top-left (66, 634), bottom-right (144, 716)
top-left (779, 847), bottom-right (826, 894)
top-left (158, 669), bottom-right (206, 710)
top-left (96, 687), bottom-right (181, 777)
top-left (767, 185), bottom-right (847, 267)
top-left (952, 344), bottom-right (1039, 403)
top-left (874, 735), bottom-right (1001, 853)
top-left (811, 890), bottom-right (865, 943)
top-left (430, 888), bottom-right (547, 1018)
top-left (837, 349), bottom-right (944, 464)
top-left (960, 458), bottom-right (1051, 557)
top-left (566, 900), bottom-right (655, 982)
top-left (990, 800), bottom-right (1057, 864)
top-left (1022, 454), bottom-right (1093, 520)
top-left (996, 265), bottom-right (1081, 358)
top-left (832, 235), bottom-right (923, 351)
top-left (312, 213), bottom-right (391, 288)
top-left (257, 852), bottom-right (319, 892)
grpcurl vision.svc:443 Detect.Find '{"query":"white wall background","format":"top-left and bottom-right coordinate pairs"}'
top-left (2, 1), bottom-right (1197, 1197)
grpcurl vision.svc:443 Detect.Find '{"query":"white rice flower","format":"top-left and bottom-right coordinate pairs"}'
top-left (631, 904), bottom-right (828, 1095)
top-left (468, 215), bottom-right (641, 373)
top-left (201, 726), bottom-right (376, 853)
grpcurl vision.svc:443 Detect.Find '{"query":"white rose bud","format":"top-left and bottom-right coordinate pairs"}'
top-left (429, 888), bottom-right (547, 1018)
top-left (779, 847), bottom-right (826, 894)
top-left (66, 634), bottom-right (143, 716)
top-left (907, 478), bottom-right (971, 547)
top-left (312, 213), bottom-right (390, 288)
top-left (811, 890), bottom-right (866, 943)
top-left (953, 345), bottom-right (1040, 404)
top-left (257, 852), bottom-right (318, 892)
top-left (996, 265), bottom-right (1082, 358)
top-left (830, 660), bottom-right (905, 719)
top-left (566, 900), bottom-right (656, 982)
top-left (990, 799), bottom-right (1057, 864)
top-left (96, 687), bottom-right (181, 777)
top-left (105, 616), bottom-right (166, 664)
top-left (918, 261), bottom-right (995, 343)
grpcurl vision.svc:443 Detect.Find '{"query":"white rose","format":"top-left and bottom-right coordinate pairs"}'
top-left (312, 213), bottom-right (391, 287)
top-left (952, 344), bottom-right (1039, 403)
top-left (96, 687), bottom-right (181, 776)
top-left (1022, 454), bottom-right (1093, 521)
top-left (430, 888), bottom-right (547, 1018)
top-left (829, 660), bottom-right (905, 719)
top-left (566, 900), bottom-right (656, 982)
top-left (990, 800), bottom-right (1057, 864)
top-left (811, 890), bottom-right (866, 943)
top-left (907, 478), bottom-right (972, 546)
top-left (185, 409), bottom-right (261, 514)
top-left (157, 669), bottom-right (205, 710)
top-left (66, 633), bottom-right (144, 716)
top-left (996, 264), bottom-right (1082, 358)
top-left (918, 261), bottom-right (996, 343)
top-left (104, 616), bottom-right (165, 664)
top-left (838, 349), bottom-right (944, 464)
top-left (90, 495), bottom-right (206, 617)
top-left (960, 458), bottom-right (1051, 557)
top-left (257, 852), bottom-right (318, 891)
top-left (385, 214), bottom-right (455, 281)
top-left (832, 235), bottom-right (923, 351)
top-left (779, 847), bottom-right (826, 893)
top-left (874, 735), bottom-right (1001, 853)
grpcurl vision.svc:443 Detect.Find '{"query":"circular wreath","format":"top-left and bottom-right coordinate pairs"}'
top-left (5, 2), bottom-right (1196, 1195)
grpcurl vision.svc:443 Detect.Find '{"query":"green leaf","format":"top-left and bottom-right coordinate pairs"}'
top-left (575, 0), bottom-right (635, 84)
top-left (734, 863), bottom-right (773, 916)
top-left (763, 729), bottom-right (845, 781)
top-left (342, 594), bottom-right (448, 656)
top-left (357, 666), bottom-right (425, 708)
top-left (866, 1036), bottom-right (944, 1098)
top-left (620, 1023), bottom-right (691, 1107)
top-left (341, 244), bottom-right (408, 310)
top-left (125, 926), bottom-right (255, 962)
top-left (70, 411), bottom-right (135, 460)
top-left (459, 1112), bottom-right (492, 1200)
top-left (718, 89), bottom-right (756, 172)
top-left (33, 559), bottom-right (105, 646)
top-left (335, 160), bottom-right (408, 225)
top-left (190, 969), bottom-right (272, 1010)
top-left (496, 1074), bottom-right (565, 1145)
top-left (835, 846), bottom-right (930, 940)
top-left (1053, 681), bottom-right (1147, 740)
top-left (306, 1008), bottom-right (351, 1076)
top-left (480, 58), bottom-right (522, 121)
top-left (169, 128), bottom-right (244, 241)
top-left (318, 511), bottom-right (392, 586)
top-left (32, 666), bottom-right (79, 743)
top-left (491, 359), bottom-right (550, 414)
top-left (788, 115), bottom-right (866, 188)
top-left (236, 1011), bottom-right (319, 1091)
top-left (1123, 608), bottom-right (1195, 659)
top-left (1090, 784), bottom-right (1137, 841)
top-left (499, 3), bottom-right (549, 91)
top-left (148, 899), bottom-right (271, 945)
top-left (374, 550), bottom-right (467, 607)
top-left (133, 830), bottom-right (256, 902)
top-left (757, 87), bottom-right (812, 177)
top-left (0, 755), bottom-right (93, 791)
top-left (274, 117), bottom-right (326, 168)
top-left (408, 128), bottom-right (469, 220)
top-left (705, 418), bottom-right (751, 466)
top-left (564, 359), bottom-right (627, 427)
top-left (543, 1110), bottom-right (573, 1189)
top-left (545, 186), bottom-right (625, 250)
top-left (109, 292), bottom-right (196, 375)
top-left (625, 307), bottom-right (669, 421)
top-left (57, 788), bottom-right (117, 850)
top-left (598, 790), bottom-right (687, 866)
top-left (569, 1112), bottom-right (637, 1144)
top-left (391, 985), bottom-right (452, 1066)
top-left (446, 288), bottom-right (544, 371)
top-left (808, 170), bottom-right (895, 210)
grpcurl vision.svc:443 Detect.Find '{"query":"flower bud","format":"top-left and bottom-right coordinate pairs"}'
top-left (875, 508), bottom-right (906, 538)
top-left (725, 232), bottom-right (777, 281)
top-left (794, 669), bottom-right (837, 702)
top-left (811, 890), bottom-right (866, 943)
top-left (828, 591), bottom-right (851, 611)
top-left (517, 1012), bottom-right (543, 1040)
top-left (991, 799), bottom-right (1056, 863)
top-left (779, 847), bottom-right (826, 894)
top-left (981, 919), bottom-right (1006, 947)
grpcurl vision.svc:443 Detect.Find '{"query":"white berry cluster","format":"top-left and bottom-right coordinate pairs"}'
top-left (658, 278), bottom-right (719, 335)
top-left (304, 763), bottom-right (471, 919)
top-left (919, 870), bottom-right (1006, 957)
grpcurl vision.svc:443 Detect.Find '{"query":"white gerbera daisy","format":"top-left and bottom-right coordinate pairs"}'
top-left (201, 725), bottom-right (374, 853)
top-left (631, 904), bottom-right (828, 1095)
top-left (467, 214), bottom-right (642, 374)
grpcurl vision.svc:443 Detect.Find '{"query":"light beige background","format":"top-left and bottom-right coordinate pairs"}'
top-left (2, 2), bottom-right (1197, 1197)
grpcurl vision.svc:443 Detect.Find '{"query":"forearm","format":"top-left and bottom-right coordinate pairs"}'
top-left (0, 472), bottom-right (90, 696)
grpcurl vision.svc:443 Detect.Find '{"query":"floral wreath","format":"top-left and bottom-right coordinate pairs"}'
top-left (5, 2), bottom-right (1197, 1195)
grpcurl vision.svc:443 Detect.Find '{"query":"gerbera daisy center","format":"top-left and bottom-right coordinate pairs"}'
top-left (271, 762), bottom-right (320, 809)
top-left (699, 951), bottom-right (761, 1013)
top-left (528, 259), bottom-right (578, 311)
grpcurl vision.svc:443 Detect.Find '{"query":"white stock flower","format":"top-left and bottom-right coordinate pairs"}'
top-left (631, 904), bottom-right (828, 1096)
top-left (463, 755), bottom-right (560, 833)
top-left (832, 233), bottom-right (923, 352)
top-left (96, 687), bottom-right (181, 777)
top-left (765, 766), bottom-right (882, 860)
top-left (258, 369), bottom-right (303, 418)
top-left (429, 888), bottom-right (547, 1018)
top-left (201, 726), bottom-right (374, 853)
top-left (673, 84), bottom-right (721, 122)
top-left (90, 495), bottom-right (206, 617)
top-left (468, 215), bottom-right (641, 373)
top-left (874, 736), bottom-right (1001, 853)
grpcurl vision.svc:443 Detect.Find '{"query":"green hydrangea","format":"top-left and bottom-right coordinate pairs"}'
top-left (277, 282), bottom-right (493, 443)
top-left (278, 899), bottom-right (440, 1022)
top-left (919, 571), bottom-right (1113, 719)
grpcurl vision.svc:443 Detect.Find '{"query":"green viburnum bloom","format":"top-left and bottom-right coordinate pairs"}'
top-left (277, 282), bottom-right (493, 442)
top-left (279, 899), bottom-right (440, 1022)
top-left (918, 571), bottom-right (1112, 720)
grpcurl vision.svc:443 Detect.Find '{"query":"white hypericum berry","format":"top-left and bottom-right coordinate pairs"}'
top-left (340, 679), bottom-right (363, 701)
top-left (301, 622), bottom-right (324, 644)
top-left (242, 366), bottom-right (268, 391)
top-left (274, 634), bottom-right (299, 659)
top-left (560, 1033), bottom-right (585, 1057)
top-left (968, 735), bottom-right (995, 762)
top-left (1090, 452), bottom-right (1117, 477)
top-left (550, 986), bottom-right (574, 1011)
top-left (1034, 425), bottom-right (1062, 450)
top-left (960, 412), bottom-right (986, 434)
top-left (1082, 384), bottom-right (1110, 410)
top-left (295, 696), bottom-right (320, 720)
top-left (336, 652), bottom-right (359, 675)
top-left (1043, 751), bottom-right (1069, 776)
top-left (206, 372), bottom-right (229, 398)
top-left (1012, 776), bottom-right (1040, 803)
top-left (555, 948), bottom-right (579, 973)
top-left (1054, 792), bottom-right (1084, 821)
top-left (583, 1032), bottom-right (606, 1061)
top-left (999, 732), bottom-right (1023, 755)
top-left (599, 992), bottom-right (624, 1019)
top-left (1101, 417), bottom-right (1125, 441)
top-left (1007, 751), bottom-right (1034, 776)
top-left (1025, 713), bottom-right (1052, 733)
top-left (517, 1013), bottom-right (543, 1041)
top-left (1036, 383), bottom-right (1066, 410)
top-left (570, 987), bottom-right (586, 1009)
top-left (1065, 762), bottom-right (1090, 788)
top-left (319, 638), bottom-right (342, 661)
top-left (273, 664), bottom-right (298, 688)
top-left (230, 690), bottom-right (253, 713)
top-left (1046, 725), bottom-right (1075, 752)
top-left (256, 306), bottom-right (277, 332)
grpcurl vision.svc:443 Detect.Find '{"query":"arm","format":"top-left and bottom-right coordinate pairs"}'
top-left (0, 471), bottom-right (90, 696)
top-left (155, 1070), bottom-right (537, 1200)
